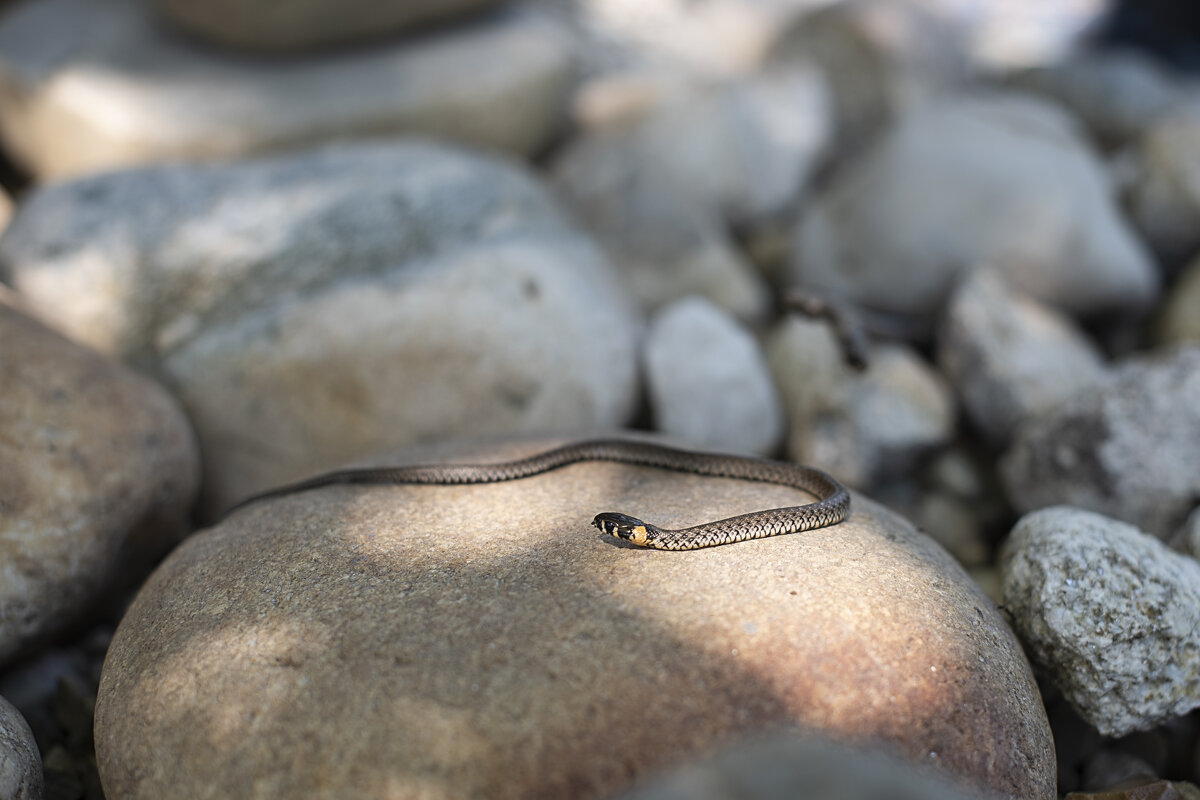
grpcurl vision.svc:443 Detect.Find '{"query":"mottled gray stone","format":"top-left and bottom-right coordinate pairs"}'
top-left (615, 733), bottom-right (999, 800)
top-left (643, 297), bottom-right (783, 456)
top-left (95, 437), bottom-right (1054, 800)
top-left (788, 92), bottom-right (1158, 322)
top-left (152, 0), bottom-right (506, 51)
top-left (0, 141), bottom-right (639, 514)
top-left (766, 316), bottom-right (955, 487)
top-left (1000, 345), bottom-right (1200, 537)
top-left (938, 269), bottom-right (1106, 446)
top-left (0, 300), bottom-right (198, 666)
top-left (1001, 506), bottom-right (1200, 736)
top-left (0, 0), bottom-right (572, 177)
top-left (0, 696), bottom-right (41, 800)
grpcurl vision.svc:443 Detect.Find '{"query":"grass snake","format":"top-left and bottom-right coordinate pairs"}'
top-left (228, 439), bottom-right (850, 550)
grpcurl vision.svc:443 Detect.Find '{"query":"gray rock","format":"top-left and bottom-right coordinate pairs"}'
top-left (788, 92), bottom-right (1158, 323)
top-left (1001, 506), bottom-right (1200, 737)
top-left (643, 297), bottom-right (783, 456)
top-left (0, 696), bottom-right (41, 800)
top-left (0, 141), bottom-right (639, 514)
top-left (767, 0), bottom-right (970, 153)
top-left (1126, 108), bottom-right (1200, 270)
top-left (0, 301), bottom-right (199, 666)
top-left (1000, 345), bottom-right (1200, 538)
top-left (938, 269), bottom-right (1106, 446)
top-left (553, 68), bottom-right (831, 320)
top-left (95, 436), bottom-right (1054, 800)
top-left (0, 0), bottom-right (572, 178)
top-left (614, 732), bottom-right (998, 800)
top-left (766, 316), bottom-right (955, 487)
top-left (1007, 49), bottom-right (1181, 147)
top-left (152, 0), bottom-right (506, 52)
top-left (1157, 252), bottom-right (1200, 345)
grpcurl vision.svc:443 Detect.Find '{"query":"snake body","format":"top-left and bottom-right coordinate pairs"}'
top-left (228, 440), bottom-right (850, 550)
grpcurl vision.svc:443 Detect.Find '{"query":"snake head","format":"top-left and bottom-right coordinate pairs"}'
top-left (592, 512), bottom-right (653, 547)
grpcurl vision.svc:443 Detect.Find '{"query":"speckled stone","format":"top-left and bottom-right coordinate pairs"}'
top-left (0, 300), bottom-right (198, 666)
top-left (0, 695), bottom-right (41, 800)
top-left (1000, 344), bottom-right (1200, 538)
top-left (95, 437), bottom-right (1054, 800)
top-left (1002, 506), bottom-right (1200, 737)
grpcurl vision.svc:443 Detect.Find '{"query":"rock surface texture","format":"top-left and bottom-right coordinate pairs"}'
top-left (152, 0), bottom-right (506, 52)
top-left (788, 91), bottom-right (1158, 322)
top-left (938, 269), bottom-right (1106, 445)
top-left (1127, 109), bottom-right (1200, 270)
top-left (95, 437), bottom-right (1054, 800)
top-left (0, 141), bottom-right (640, 513)
top-left (643, 297), bottom-right (783, 456)
top-left (0, 0), bottom-right (572, 177)
top-left (0, 696), bottom-right (41, 800)
top-left (1002, 506), bottom-right (1200, 737)
top-left (0, 302), bottom-right (198, 666)
top-left (1001, 345), bottom-right (1200, 538)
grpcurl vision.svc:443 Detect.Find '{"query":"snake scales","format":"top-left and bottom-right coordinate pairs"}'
top-left (228, 439), bottom-right (850, 550)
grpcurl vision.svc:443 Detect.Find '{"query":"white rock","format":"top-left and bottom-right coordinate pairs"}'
top-left (938, 269), bottom-right (1106, 446)
top-left (0, 696), bottom-right (41, 800)
top-left (1126, 108), bottom-right (1200, 270)
top-left (0, 0), bottom-right (573, 178)
top-left (1001, 506), bottom-right (1200, 737)
top-left (643, 297), bottom-right (783, 456)
top-left (1170, 506), bottom-right (1200, 559)
top-left (788, 91), bottom-right (1159, 323)
top-left (0, 141), bottom-right (640, 514)
top-left (765, 316), bottom-right (954, 487)
top-left (152, 0), bottom-right (506, 51)
top-left (1000, 345), bottom-right (1200, 538)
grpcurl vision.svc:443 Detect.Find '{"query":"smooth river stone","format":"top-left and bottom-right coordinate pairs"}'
top-left (95, 437), bottom-right (1054, 800)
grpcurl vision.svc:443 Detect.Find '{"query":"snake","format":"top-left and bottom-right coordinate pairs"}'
top-left (227, 439), bottom-right (850, 551)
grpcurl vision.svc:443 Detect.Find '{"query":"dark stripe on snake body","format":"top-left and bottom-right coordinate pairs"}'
top-left (225, 440), bottom-right (850, 550)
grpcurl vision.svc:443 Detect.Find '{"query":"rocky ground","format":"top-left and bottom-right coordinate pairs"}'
top-left (1, 0), bottom-right (1199, 798)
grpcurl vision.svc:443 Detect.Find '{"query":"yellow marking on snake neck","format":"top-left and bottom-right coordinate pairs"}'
top-left (629, 525), bottom-right (649, 547)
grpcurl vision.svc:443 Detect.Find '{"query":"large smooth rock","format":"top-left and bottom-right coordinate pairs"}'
top-left (95, 437), bottom-right (1055, 800)
top-left (765, 316), bottom-right (955, 488)
top-left (643, 297), bottom-right (783, 456)
top-left (1001, 345), bottom-right (1200, 538)
top-left (152, 0), bottom-right (505, 52)
top-left (0, 141), bottom-right (639, 513)
top-left (938, 269), bottom-right (1106, 446)
top-left (615, 732), bottom-right (1000, 800)
top-left (0, 696), bottom-right (41, 800)
top-left (1002, 506), bottom-right (1200, 737)
top-left (0, 0), bottom-right (573, 178)
top-left (788, 92), bottom-right (1159, 324)
top-left (0, 301), bottom-right (198, 666)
